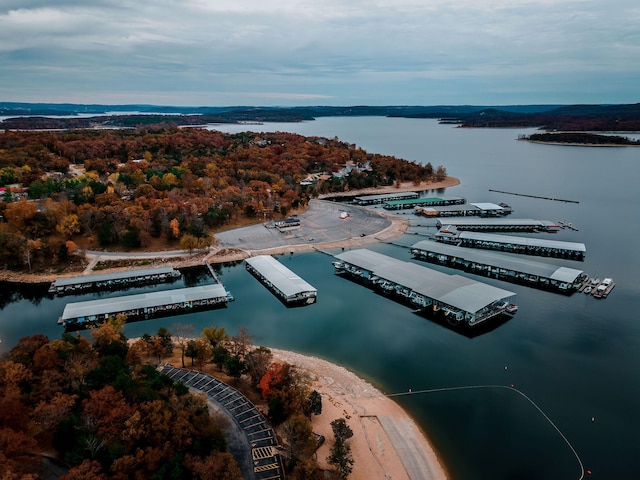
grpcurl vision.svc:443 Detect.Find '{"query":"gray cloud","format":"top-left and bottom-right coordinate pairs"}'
top-left (0, 0), bottom-right (638, 105)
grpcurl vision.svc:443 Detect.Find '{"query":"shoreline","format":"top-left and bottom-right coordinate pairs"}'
top-left (0, 176), bottom-right (459, 283)
top-left (269, 347), bottom-right (449, 480)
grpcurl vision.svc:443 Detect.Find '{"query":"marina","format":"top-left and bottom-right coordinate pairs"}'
top-left (332, 249), bottom-right (517, 328)
top-left (57, 283), bottom-right (232, 329)
top-left (381, 195), bottom-right (466, 210)
top-left (435, 217), bottom-right (561, 233)
top-left (245, 255), bottom-right (317, 306)
top-left (410, 240), bottom-right (588, 293)
top-left (48, 266), bottom-right (181, 295)
top-left (434, 230), bottom-right (586, 260)
top-left (414, 201), bottom-right (513, 217)
top-left (354, 191), bottom-right (419, 205)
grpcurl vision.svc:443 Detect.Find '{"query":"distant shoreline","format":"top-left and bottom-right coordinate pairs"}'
top-left (523, 139), bottom-right (640, 147)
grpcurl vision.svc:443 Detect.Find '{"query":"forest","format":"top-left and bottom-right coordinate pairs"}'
top-left (521, 132), bottom-right (640, 146)
top-left (0, 321), bottom-right (349, 480)
top-left (0, 127), bottom-right (442, 273)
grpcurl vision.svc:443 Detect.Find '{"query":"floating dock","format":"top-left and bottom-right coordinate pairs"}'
top-left (382, 195), bottom-right (466, 210)
top-left (333, 249), bottom-right (517, 328)
top-left (245, 255), bottom-right (317, 306)
top-left (436, 218), bottom-right (560, 233)
top-left (411, 240), bottom-right (587, 293)
top-left (58, 284), bottom-right (231, 329)
top-left (435, 230), bottom-right (586, 260)
top-left (416, 202), bottom-right (513, 217)
top-left (48, 266), bottom-right (181, 296)
top-left (354, 191), bottom-right (419, 205)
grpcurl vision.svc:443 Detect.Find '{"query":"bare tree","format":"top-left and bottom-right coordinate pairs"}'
top-left (172, 323), bottom-right (194, 368)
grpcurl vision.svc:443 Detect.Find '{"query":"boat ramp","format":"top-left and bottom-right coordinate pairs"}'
top-left (435, 230), bottom-right (586, 260)
top-left (436, 218), bottom-right (561, 233)
top-left (58, 283), bottom-right (232, 330)
top-left (411, 240), bottom-right (587, 293)
top-left (333, 249), bottom-right (517, 328)
top-left (245, 255), bottom-right (317, 306)
top-left (48, 266), bottom-right (181, 296)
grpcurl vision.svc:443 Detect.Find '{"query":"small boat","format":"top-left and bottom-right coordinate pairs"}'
top-left (590, 277), bottom-right (600, 286)
top-left (505, 303), bottom-right (518, 315)
top-left (583, 286), bottom-right (592, 294)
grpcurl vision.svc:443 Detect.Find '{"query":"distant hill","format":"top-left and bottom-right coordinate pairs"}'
top-left (1, 102), bottom-right (639, 131)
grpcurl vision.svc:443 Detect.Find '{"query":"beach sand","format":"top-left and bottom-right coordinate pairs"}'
top-left (270, 348), bottom-right (448, 480)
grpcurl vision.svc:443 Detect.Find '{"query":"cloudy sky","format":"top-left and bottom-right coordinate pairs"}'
top-left (1, 0), bottom-right (638, 106)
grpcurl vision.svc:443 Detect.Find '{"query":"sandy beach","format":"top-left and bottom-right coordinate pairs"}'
top-left (270, 348), bottom-right (448, 480)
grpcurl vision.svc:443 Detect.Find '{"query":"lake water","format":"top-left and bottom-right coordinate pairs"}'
top-left (1, 118), bottom-right (639, 479)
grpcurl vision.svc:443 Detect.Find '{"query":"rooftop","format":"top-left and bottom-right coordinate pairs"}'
top-left (245, 255), bottom-right (317, 298)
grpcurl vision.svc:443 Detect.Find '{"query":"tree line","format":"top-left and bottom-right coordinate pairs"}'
top-left (0, 128), bottom-right (443, 273)
top-left (0, 319), bottom-right (355, 479)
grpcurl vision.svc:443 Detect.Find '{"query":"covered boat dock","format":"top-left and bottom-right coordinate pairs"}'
top-left (49, 266), bottom-right (181, 295)
top-left (245, 255), bottom-right (317, 306)
top-left (411, 240), bottom-right (587, 293)
top-left (452, 231), bottom-right (586, 260)
top-left (333, 249), bottom-right (516, 327)
top-left (354, 191), bottom-right (419, 205)
top-left (436, 218), bottom-right (560, 232)
top-left (416, 202), bottom-right (513, 217)
top-left (382, 195), bottom-right (466, 210)
top-left (58, 284), bottom-right (231, 329)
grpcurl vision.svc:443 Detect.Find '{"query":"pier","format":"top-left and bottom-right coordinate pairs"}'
top-left (354, 191), bottom-right (419, 205)
top-left (436, 218), bottom-right (560, 233)
top-left (414, 202), bottom-right (513, 217)
top-left (58, 284), bottom-right (231, 330)
top-left (411, 240), bottom-right (587, 293)
top-left (382, 195), bottom-right (466, 210)
top-left (48, 266), bottom-right (181, 296)
top-left (435, 230), bottom-right (586, 260)
top-left (333, 249), bottom-right (517, 328)
top-left (245, 255), bottom-right (317, 306)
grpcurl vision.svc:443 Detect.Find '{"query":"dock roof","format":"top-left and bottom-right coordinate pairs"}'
top-left (459, 231), bottom-right (586, 252)
top-left (335, 249), bottom-right (515, 314)
top-left (245, 255), bottom-right (316, 298)
top-left (61, 284), bottom-right (227, 321)
top-left (437, 218), bottom-right (557, 227)
top-left (412, 240), bottom-right (584, 283)
top-left (51, 266), bottom-right (179, 287)
top-left (354, 191), bottom-right (418, 202)
top-left (383, 195), bottom-right (465, 206)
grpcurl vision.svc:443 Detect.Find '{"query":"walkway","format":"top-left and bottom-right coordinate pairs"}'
top-left (159, 366), bottom-right (284, 480)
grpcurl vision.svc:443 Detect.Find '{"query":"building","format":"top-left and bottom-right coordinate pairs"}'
top-left (245, 255), bottom-right (317, 306)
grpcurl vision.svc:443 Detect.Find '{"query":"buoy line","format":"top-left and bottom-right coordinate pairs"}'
top-left (387, 384), bottom-right (585, 480)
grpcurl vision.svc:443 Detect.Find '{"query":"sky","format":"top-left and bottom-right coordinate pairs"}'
top-left (1, 0), bottom-right (639, 106)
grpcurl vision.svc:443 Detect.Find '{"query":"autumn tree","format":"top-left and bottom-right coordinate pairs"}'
top-left (281, 413), bottom-right (316, 463)
top-left (245, 346), bottom-right (273, 389)
top-left (56, 214), bottom-right (81, 239)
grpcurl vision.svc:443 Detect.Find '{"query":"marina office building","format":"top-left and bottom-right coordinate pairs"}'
top-left (410, 240), bottom-right (587, 293)
top-left (333, 249), bottom-right (516, 327)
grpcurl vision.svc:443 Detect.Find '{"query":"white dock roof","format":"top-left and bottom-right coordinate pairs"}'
top-left (245, 255), bottom-right (316, 298)
top-left (335, 249), bottom-right (514, 314)
top-left (61, 284), bottom-right (227, 321)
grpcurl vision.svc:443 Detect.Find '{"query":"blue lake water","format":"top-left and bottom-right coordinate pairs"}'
top-left (1, 118), bottom-right (639, 479)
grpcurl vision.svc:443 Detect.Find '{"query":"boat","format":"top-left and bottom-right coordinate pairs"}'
top-left (505, 303), bottom-right (518, 315)
top-left (583, 286), bottom-right (592, 294)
